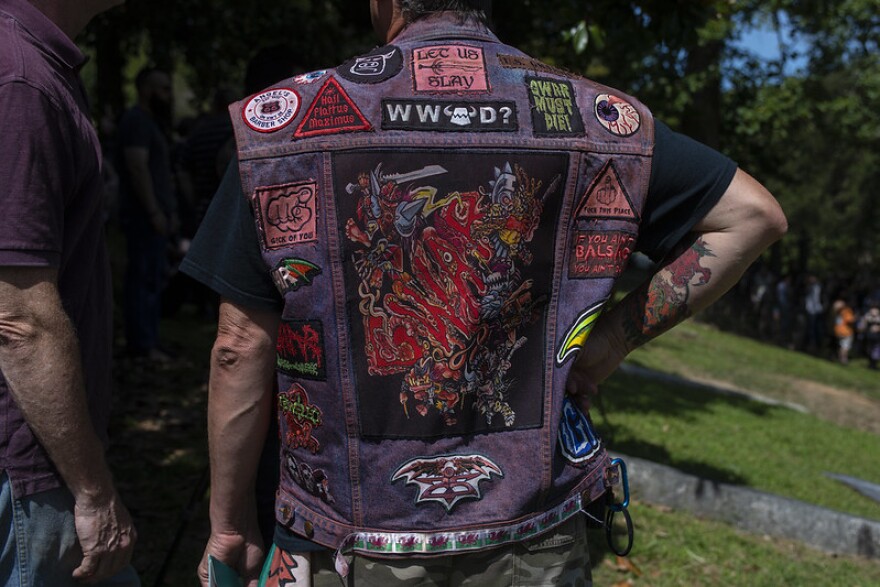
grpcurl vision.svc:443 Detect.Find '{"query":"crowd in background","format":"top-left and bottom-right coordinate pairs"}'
top-left (745, 264), bottom-right (880, 369)
top-left (97, 46), bottom-right (302, 362)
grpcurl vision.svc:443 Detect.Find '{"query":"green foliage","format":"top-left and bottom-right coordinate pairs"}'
top-left (80, 0), bottom-right (880, 277)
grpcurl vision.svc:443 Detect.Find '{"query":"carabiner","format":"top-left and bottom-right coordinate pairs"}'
top-left (608, 457), bottom-right (630, 512)
top-left (605, 506), bottom-right (634, 557)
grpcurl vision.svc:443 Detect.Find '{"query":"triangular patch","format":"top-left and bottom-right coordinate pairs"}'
top-left (574, 161), bottom-right (638, 222)
top-left (293, 77), bottom-right (372, 139)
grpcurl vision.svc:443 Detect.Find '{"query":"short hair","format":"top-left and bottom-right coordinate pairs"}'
top-left (399, 0), bottom-right (491, 23)
top-left (135, 67), bottom-right (167, 94)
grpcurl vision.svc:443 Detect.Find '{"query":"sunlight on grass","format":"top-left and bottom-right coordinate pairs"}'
top-left (596, 370), bottom-right (880, 520)
top-left (628, 320), bottom-right (880, 401)
top-left (590, 502), bottom-right (880, 586)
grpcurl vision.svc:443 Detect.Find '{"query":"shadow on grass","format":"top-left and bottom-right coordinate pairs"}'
top-left (593, 370), bottom-right (781, 486)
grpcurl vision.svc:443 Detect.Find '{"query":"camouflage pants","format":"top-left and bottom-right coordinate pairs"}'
top-left (260, 515), bottom-right (591, 587)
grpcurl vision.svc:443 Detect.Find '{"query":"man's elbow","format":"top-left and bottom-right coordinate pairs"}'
top-left (211, 335), bottom-right (272, 370)
top-left (211, 325), bottom-right (275, 371)
top-left (0, 311), bottom-right (41, 352)
top-left (755, 190), bottom-right (788, 246)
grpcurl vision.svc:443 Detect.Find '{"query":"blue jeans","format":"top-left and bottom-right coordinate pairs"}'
top-left (0, 474), bottom-right (140, 587)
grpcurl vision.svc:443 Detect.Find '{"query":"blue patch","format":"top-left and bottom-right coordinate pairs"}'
top-left (558, 396), bottom-right (602, 464)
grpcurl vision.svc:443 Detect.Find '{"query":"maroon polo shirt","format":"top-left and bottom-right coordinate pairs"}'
top-left (0, 0), bottom-right (113, 498)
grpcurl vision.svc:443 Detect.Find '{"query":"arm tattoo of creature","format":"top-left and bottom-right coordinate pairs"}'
top-left (622, 236), bottom-right (715, 349)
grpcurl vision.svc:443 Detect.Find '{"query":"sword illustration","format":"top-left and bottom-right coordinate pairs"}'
top-left (418, 59), bottom-right (484, 74)
top-left (380, 165), bottom-right (448, 185)
top-left (346, 165), bottom-right (448, 195)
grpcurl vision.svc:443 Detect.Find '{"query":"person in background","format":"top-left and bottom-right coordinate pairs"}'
top-left (0, 0), bottom-right (139, 584)
top-left (117, 66), bottom-right (177, 361)
top-left (859, 303), bottom-right (880, 370)
top-left (832, 299), bottom-right (856, 365)
top-left (802, 274), bottom-right (825, 354)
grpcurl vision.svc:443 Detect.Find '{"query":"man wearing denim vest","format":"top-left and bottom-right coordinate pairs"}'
top-left (184, 1), bottom-right (787, 585)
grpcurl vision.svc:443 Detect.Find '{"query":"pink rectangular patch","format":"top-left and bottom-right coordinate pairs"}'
top-left (253, 181), bottom-right (318, 250)
top-left (412, 44), bottom-right (489, 93)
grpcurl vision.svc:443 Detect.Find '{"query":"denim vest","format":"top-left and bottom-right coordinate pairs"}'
top-left (229, 15), bottom-right (654, 569)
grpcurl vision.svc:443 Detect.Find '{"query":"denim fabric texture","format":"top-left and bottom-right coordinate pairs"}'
top-left (0, 474), bottom-right (140, 587)
top-left (229, 13), bottom-right (655, 558)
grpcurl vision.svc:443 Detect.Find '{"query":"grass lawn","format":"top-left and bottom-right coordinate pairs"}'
top-left (626, 319), bottom-right (880, 402)
top-left (589, 502), bottom-right (880, 586)
top-left (107, 310), bottom-right (880, 585)
top-left (595, 369), bottom-right (880, 519)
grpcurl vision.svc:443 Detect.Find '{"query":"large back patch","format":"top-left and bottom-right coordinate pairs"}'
top-left (334, 151), bottom-right (568, 438)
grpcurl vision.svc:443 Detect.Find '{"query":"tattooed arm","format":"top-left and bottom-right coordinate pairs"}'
top-left (566, 169), bottom-right (787, 408)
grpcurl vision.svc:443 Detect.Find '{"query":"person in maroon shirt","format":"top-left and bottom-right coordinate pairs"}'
top-left (0, 0), bottom-right (138, 585)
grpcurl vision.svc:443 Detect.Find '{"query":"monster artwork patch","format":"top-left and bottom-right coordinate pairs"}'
top-left (337, 45), bottom-right (404, 84)
top-left (286, 453), bottom-right (335, 504)
top-left (271, 258), bottom-right (322, 295)
top-left (568, 231), bottom-right (636, 279)
top-left (278, 383), bottom-right (323, 454)
top-left (525, 77), bottom-right (585, 137)
top-left (276, 320), bottom-right (326, 380)
top-left (382, 99), bottom-right (517, 132)
top-left (253, 181), bottom-right (318, 250)
top-left (412, 45), bottom-right (489, 93)
top-left (293, 77), bottom-right (372, 139)
top-left (335, 151), bottom-right (567, 438)
top-left (594, 93), bottom-right (641, 137)
top-left (574, 160), bottom-right (638, 222)
top-left (391, 454), bottom-right (503, 511)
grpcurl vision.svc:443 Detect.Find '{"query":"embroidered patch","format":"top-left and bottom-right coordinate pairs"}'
top-left (242, 88), bottom-right (300, 133)
top-left (558, 396), bottom-right (602, 465)
top-left (335, 151), bottom-right (568, 439)
top-left (556, 300), bottom-right (606, 365)
top-left (278, 383), bottom-right (323, 454)
top-left (391, 454), bottom-right (503, 511)
top-left (294, 70), bottom-right (328, 85)
top-left (574, 161), bottom-right (638, 222)
top-left (525, 77), bottom-right (585, 137)
top-left (338, 492), bottom-right (584, 562)
top-left (412, 45), bottom-right (489, 93)
top-left (382, 99), bottom-right (517, 131)
top-left (568, 231), bottom-right (637, 279)
top-left (253, 181), bottom-right (318, 250)
top-left (277, 320), bottom-right (327, 380)
top-left (286, 453), bottom-right (335, 503)
top-left (271, 258), bottom-right (322, 295)
top-left (594, 93), bottom-right (641, 137)
top-left (338, 45), bottom-right (403, 84)
top-left (497, 53), bottom-right (571, 77)
top-left (293, 77), bottom-right (372, 139)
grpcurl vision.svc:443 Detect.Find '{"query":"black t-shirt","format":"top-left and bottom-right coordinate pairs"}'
top-left (180, 120), bottom-right (736, 312)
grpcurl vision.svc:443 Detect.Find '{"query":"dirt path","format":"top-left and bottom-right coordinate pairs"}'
top-left (769, 376), bottom-right (880, 435)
